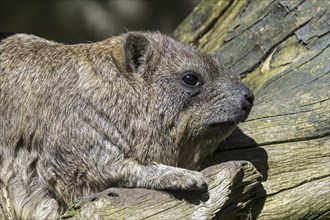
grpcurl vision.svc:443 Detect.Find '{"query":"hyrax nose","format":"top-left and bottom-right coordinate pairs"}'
top-left (240, 86), bottom-right (254, 112)
top-left (245, 90), bottom-right (254, 105)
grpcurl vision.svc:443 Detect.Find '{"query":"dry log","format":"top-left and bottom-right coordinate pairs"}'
top-left (60, 161), bottom-right (262, 219)
top-left (0, 181), bottom-right (14, 220)
top-left (174, 0), bottom-right (330, 219)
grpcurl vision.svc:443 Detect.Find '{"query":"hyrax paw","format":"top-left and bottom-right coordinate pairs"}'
top-left (151, 167), bottom-right (208, 191)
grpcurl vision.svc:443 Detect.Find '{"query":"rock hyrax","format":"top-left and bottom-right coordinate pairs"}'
top-left (0, 31), bottom-right (254, 219)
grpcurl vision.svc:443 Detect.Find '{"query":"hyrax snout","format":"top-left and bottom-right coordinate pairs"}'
top-left (0, 31), bottom-right (253, 219)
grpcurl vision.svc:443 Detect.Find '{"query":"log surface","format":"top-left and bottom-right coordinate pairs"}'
top-left (174, 0), bottom-right (330, 219)
top-left (60, 161), bottom-right (262, 219)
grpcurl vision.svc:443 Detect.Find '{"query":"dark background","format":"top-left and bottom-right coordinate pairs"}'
top-left (0, 0), bottom-right (200, 43)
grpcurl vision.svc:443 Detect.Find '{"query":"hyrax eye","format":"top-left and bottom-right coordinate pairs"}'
top-left (182, 72), bottom-right (201, 87)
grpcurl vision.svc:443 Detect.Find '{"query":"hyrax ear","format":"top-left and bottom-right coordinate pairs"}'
top-left (123, 34), bottom-right (151, 73)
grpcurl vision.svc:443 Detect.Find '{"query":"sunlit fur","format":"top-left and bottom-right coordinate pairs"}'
top-left (0, 32), bottom-right (252, 219)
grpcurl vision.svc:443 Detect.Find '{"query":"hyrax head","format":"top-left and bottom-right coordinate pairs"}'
top-left (110, 32), bottom-right (254, 168)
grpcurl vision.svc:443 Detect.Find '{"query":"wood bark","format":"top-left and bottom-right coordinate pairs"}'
top-left (60, 161), bottom-right (263, 219)
top-left (0, 181), bottom-right (14, 220)
top-left (174, 0), bottom-right (330, 219)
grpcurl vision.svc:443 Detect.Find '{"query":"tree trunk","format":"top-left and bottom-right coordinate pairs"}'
top-left (174, 0), bottom-right (330, 219)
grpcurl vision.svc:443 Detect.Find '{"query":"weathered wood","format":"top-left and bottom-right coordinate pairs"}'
top-left (0, 181), bottom-right (14, 220)
top-left (174, 0), bottom-right (330, 219)
top-left (60, 161), bottom-right (262, 219)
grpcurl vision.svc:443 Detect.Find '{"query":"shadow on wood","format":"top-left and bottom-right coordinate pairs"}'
top-left (208, 128), bottom-right (268, 220)
top-left (208, 128), bottom-right (269, 181)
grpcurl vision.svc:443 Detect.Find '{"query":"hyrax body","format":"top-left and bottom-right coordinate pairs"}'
top-left (0, 32), bottom-right (253, 219)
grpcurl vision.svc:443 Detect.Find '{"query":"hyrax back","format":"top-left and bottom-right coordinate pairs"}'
top-left (0, 31), bottom-right (253, 219)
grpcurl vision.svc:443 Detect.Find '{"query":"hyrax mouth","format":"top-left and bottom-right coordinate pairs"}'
top-left (206, 99), bottom-right (253, 130)
top-left (214, 85), bottom-right (254, 126)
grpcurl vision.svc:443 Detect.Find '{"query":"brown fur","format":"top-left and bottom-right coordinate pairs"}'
top-left (0, 31), bottom-right (253, 219)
